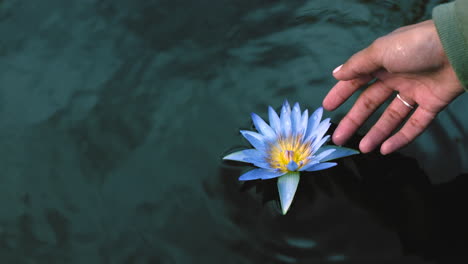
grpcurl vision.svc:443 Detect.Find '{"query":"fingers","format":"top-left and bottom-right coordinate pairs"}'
top-left (380, 107), bottom-right (436, 155)
top-left (322, 75), bottom-right (374, 111)
top-left (332, 41), bottom-right (383, 81)
top-left (324, 39), bottom-right (385, 111)
top-left (359, 95), bottom-right (415, 153)
top-left (332, 81), bottom-right (394, 145)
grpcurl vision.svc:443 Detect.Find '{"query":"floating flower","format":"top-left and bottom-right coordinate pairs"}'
top-left (223, 101), bottom-right (359, 214)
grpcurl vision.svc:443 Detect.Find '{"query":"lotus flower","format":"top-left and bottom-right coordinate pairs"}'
top-left (223, 101), bottom-right (359, 214)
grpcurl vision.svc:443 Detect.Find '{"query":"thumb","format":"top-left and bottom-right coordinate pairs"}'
top-left (333, 43), bottom-right (383, 81)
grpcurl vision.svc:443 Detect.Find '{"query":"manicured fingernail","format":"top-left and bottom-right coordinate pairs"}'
top-left (333, 64), bottom-right (342, 74)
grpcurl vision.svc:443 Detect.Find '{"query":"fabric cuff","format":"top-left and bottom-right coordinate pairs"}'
top-left (433, 2), bottom-right (468, 92)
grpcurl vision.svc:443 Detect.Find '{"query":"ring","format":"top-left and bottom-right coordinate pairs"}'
top-left (396, 94), bottom-right (415, 109)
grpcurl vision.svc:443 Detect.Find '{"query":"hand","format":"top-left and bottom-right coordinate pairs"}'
top-left (323, 20), bottom-right (465, 155)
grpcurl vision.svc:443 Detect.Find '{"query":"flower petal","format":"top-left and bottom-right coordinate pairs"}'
top-left (280, 101), bottom-right (292, 137)
top-left (314, 146), bottom-right (360, 162)
top-left (277, 172), bottom-right (300, 215)
top-left (268, 106), bottom-right (281, 134)
top-left (305, 107), bottom-right (323, 140)
top-left (314, 148), bottom-right (336, 162)
top-left (308, 119), bottom-right (331, 147)
top-left (281, 100), bottom-right (291, 113)
top-left (302, 162), bottom-right (337, 172)
top-left (299, 109), bottom-right (309, 136)
top-left (317, 118), bottom-right (331, 137)
top-left (240, 130), bottom-right (266, 151)
top-left (223, 149), bottom-right (270, 169)
top-left (311, 135), bottom-right (330, 153)
top-left (298, 160), bottom-right (318, 171)
top-left (286, 160), bottom-right (299, 171)
top-left (314, 118), bottom-right (331, 139)
top-left (223, 149), bottom-right (254, 162)
top-left (251, 113), bottom-right (276, 141)
top-left (239, 168), bottom-right (286, 181)
top-left (291, 102), bottom-right (302, 135)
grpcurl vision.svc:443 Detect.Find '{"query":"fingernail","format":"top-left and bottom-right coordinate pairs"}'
top-left (333, 64), bottom-right (342, 74)
top-left (332, 131), bottom-right (345, 146)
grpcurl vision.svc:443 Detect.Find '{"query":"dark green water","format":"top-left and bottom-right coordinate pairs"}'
top-left (1, 0), bottom-right (467, 263)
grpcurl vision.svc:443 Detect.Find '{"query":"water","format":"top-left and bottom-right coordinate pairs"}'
top-left (0, 0), bottom-right (467, 263)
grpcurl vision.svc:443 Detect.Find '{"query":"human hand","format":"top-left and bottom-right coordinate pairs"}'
top-left (323, 20), bottom-right (465, 155)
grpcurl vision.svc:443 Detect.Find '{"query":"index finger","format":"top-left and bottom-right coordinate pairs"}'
top-left (322, 75), bottom-right (373, 111)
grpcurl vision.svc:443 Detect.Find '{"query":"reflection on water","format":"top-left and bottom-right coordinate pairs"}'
top-left (0, 0), bottom-right (467, 263)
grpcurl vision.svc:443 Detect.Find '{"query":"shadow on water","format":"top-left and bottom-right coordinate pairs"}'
top-left (216, 124), bottom-right (468, 263)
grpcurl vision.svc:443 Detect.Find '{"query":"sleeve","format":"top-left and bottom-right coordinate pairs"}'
top-left (433, 0), bottom-right (468, 92)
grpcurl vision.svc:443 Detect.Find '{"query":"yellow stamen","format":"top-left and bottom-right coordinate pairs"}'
top-left (268, 135), bottom-right (312, 172)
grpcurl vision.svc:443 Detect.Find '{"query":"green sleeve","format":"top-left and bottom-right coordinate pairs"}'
top-left (433, 0), bottom-right (468, 92)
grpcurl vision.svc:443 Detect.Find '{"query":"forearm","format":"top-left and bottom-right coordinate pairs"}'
top-left (433, 0), bottom-right (468, 91)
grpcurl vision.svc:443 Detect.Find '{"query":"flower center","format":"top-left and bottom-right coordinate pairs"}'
top-left (268, 135), bottom-right (312, 172)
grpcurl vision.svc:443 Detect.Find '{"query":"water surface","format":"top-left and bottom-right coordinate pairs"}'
top-left (0, 0), bottom-right (467, 263)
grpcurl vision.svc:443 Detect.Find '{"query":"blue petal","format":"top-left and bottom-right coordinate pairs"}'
top-left (239, 168), bottom-right (286, 181)
top-left (298, 160), bottom-right (318, 171)
top-left (316, 118), bottom-right (331, 138)
top-left (307, 118), bottom-right (331, 145)
top-left (300, 109), bottom-right (309, 136)
top-left (268, 106), bottom-right (281, 134)
top-left (281, 100), bottom-right (291, 113)
top-left (286, 160), bottom-right (299, 171)
top-left (251, 113), bottom-right (276, 141)
top-left (314, 146), bottom-right (360, 162)
top-left (280, 101), bottom-right (292, 137)
top-left (223, 149), bottom-right (255, 162)
top-left (277, 172), bottom-right (300, 215)
top-left (305, 107), bottom-right (323, 140)
top-left (223, 149), bottom-right (270, 169)
top-left (303, 162), bottom-right (337, 172)
top-left (291, 103), bottom-right (301, 135)
top-left (314, 148), bottom-right (336, 162)
top-left (311, 135), bottom-right (330, 153)
top-left (240, 130), bottom-right (266, 151)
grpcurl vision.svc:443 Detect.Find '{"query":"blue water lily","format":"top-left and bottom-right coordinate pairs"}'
top-left (223, 101), bottom-right (359, 214)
